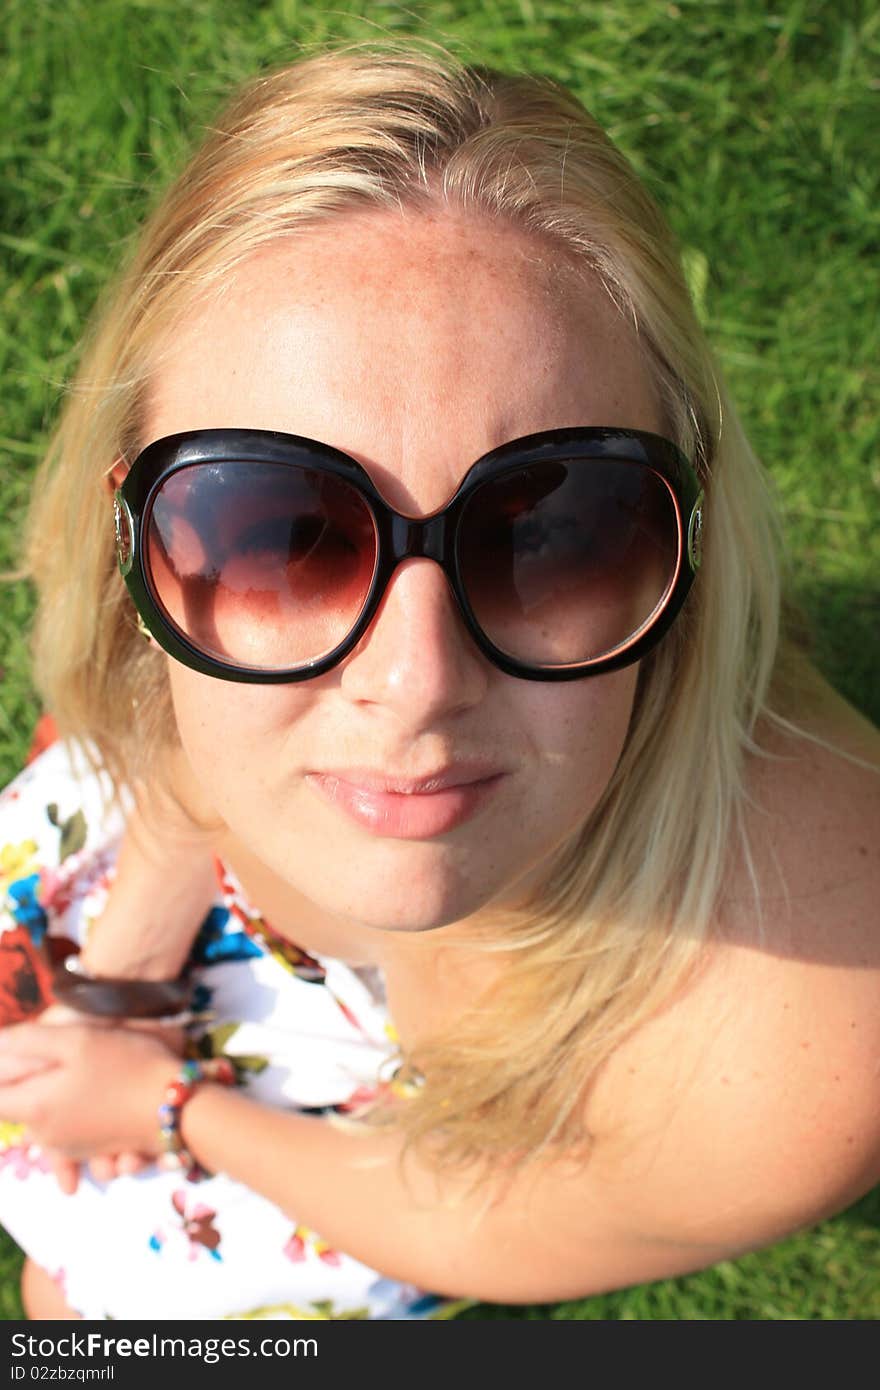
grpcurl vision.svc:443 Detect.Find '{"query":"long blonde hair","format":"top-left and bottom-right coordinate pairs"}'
top-left (23, 41), bottom-right (805, 1171)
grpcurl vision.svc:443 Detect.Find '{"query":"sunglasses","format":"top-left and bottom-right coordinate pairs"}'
top-left (113, 426), bottom-right (704, 684)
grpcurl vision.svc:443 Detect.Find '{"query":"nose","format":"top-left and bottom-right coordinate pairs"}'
top-left (338, 557), bottom-right (491, 719)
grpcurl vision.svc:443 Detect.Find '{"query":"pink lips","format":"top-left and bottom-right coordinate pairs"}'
top-left (304, 766), bottom-right (506, 839)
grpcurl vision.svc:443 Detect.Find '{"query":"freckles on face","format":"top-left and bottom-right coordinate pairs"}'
top-left (508, 664), bottom-right (639, 849)
top-left (165, 647), bottom-right (639, 933)
top-left (165, 658), bottom-right (317, 817)
top-left (146, 209), bottom-right (662, 933)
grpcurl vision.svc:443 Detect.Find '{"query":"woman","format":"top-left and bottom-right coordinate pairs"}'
top-left (0, 44), bottom-right (877, 1321)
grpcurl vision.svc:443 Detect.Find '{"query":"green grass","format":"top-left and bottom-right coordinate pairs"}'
top-left (1, 0), bottom-right (878, 1320)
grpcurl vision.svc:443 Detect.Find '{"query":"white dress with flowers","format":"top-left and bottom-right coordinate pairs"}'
top-left (0, 736), bottom-right (467, 1320)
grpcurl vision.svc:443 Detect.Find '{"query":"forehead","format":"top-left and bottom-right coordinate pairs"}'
top-left (145, 209), bottom-right (663, 511)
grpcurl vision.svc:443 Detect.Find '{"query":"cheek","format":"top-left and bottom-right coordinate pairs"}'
top-left (165, 661), bottom-right (307, 802)
top-left (529, 666), bottom-right (638, 814)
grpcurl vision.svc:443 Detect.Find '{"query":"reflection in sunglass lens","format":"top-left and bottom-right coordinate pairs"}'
top-left (457, 460), bottom-right (679, 665)
top-left (146, 461), bottom-right (377, 669)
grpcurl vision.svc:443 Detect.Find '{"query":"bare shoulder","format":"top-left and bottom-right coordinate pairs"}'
top-left (736, 673), bottom-right (880, 949)
top-left (582, 674), bottom-right (880, 1255)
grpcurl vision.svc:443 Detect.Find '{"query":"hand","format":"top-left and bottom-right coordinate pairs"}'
top-left (32, 1005), bottom-right (187, 1192)
top-left (42, 1146), bottom-right (152, 1195)
top-left (0, 1021), bottom-right (179, 1163)
top-left (19, 1006), bottom-right (109, 1193)
top-left (39, 1001), bottom-right (106, 1029)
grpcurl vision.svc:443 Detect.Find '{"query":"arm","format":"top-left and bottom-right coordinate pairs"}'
top-left (172, 1073), bottom-right (740, 1301)
top-left (0, 1020), bottom-right (730, 1303)
top-left (8, 696), bottom-right (880, 1300)
top-left (76, 764), bottom-right (218, 981)
top-left (38, 759), bottom-right (218, 1189)
top-left (4, 995), bottom-right (878, 1306)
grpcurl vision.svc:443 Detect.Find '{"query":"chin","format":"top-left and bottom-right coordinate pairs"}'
top-left (318, 860), bottom-right (504, 935)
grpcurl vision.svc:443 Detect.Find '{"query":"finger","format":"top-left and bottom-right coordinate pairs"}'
top-left (122, 1019), bottom-right (187, 1054)
top-left (41, 1007), bottom-right (114, 1031)
top-left (38, 1004), bottom-right (84, 1028)
top-left (40, 1145), bottom-right (80, 1195)
top-left (88, 1155), bottom-right (119, 1183)
top-left (46, 1152), bottom-right (80, 1197)
top-left (0, 1023), bottom-right (49, 1050)
top-left (0, 1023), bottom-right (71, 1061)
top-left (0, 1055), bottom-right (56, 1084)
top-left (0, 1065), bottom-right (59, 1126)
top-left (115, 1152), bottom-right (150, 1176)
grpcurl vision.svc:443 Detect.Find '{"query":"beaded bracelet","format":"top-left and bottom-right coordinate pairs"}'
top-left (157, 1057), bottom-right (237, 1182)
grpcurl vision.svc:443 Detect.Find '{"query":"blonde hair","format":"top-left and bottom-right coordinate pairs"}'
top-left (23, 41), bottom-right (807, 1172)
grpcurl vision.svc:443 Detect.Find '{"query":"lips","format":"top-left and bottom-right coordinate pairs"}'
top-left (304, 765), bottom-right (507, 839)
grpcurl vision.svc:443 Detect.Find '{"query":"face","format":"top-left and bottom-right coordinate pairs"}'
top-left (141, 209), bottom-right (666, 952)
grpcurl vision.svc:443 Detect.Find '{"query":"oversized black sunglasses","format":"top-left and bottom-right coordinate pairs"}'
top-left (113, 426), bottom-right (704, 684)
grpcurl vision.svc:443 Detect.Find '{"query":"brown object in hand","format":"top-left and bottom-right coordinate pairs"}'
top-left (51, 956), bottom-right (192, 1019)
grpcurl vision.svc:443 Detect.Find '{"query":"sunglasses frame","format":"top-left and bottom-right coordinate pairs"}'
top-left (114, 425), bottom-right (704, 684)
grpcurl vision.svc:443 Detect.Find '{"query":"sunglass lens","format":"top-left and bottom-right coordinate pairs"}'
top-left (458, 460), bottom-right (680, 666)
top-left (146, 461), bottom-right (377, 669)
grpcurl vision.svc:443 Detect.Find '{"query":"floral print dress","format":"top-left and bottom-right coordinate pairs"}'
top-left (0, 733), bottom-right (466, 1320)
